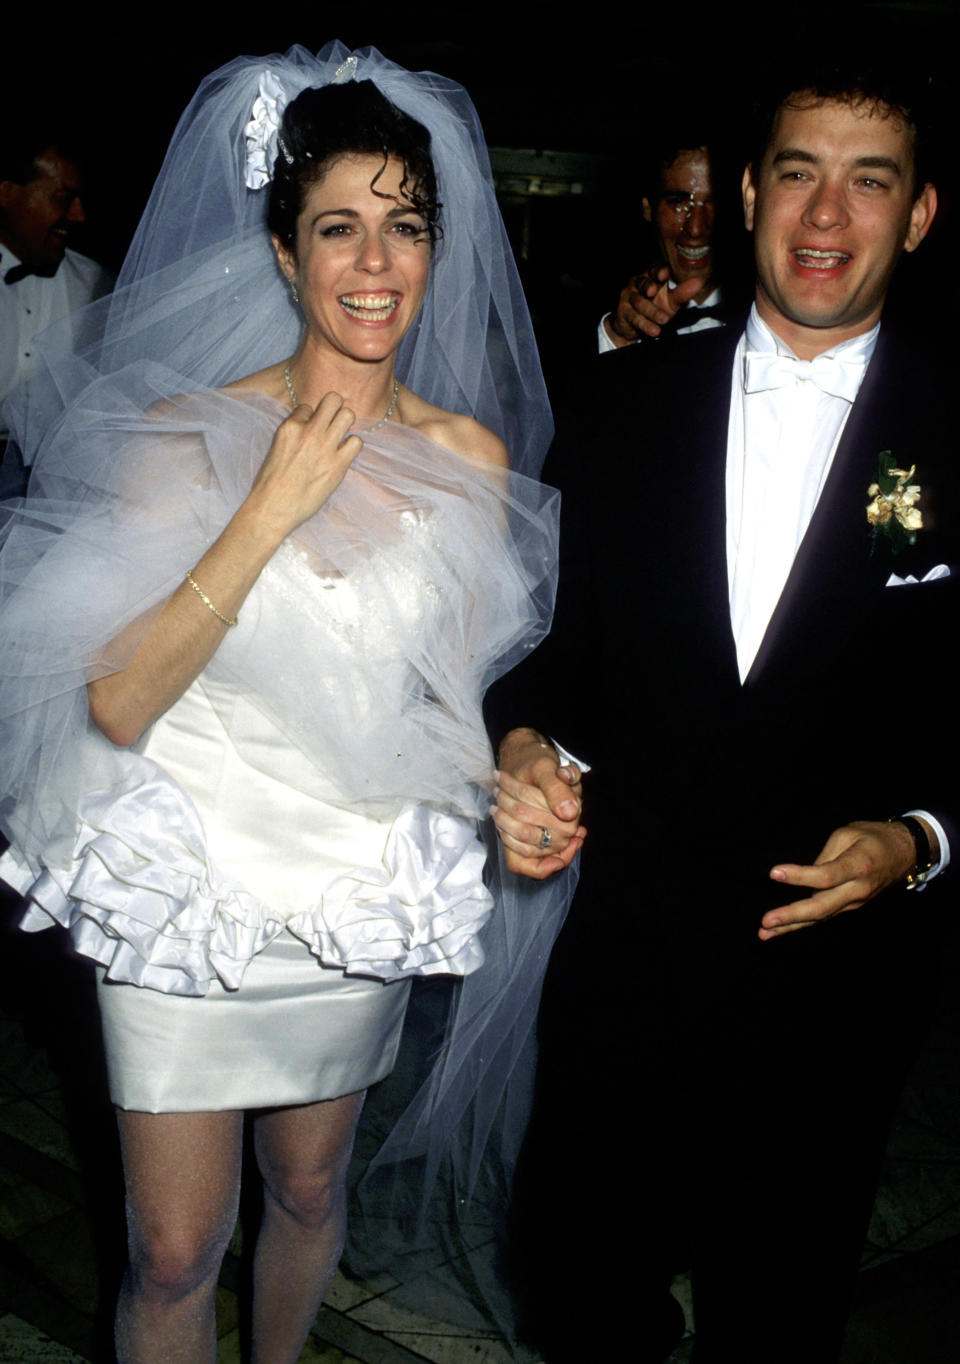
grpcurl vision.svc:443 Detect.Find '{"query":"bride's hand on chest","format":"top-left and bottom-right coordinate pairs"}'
top-left (245, 392), bottom-right (364, 543)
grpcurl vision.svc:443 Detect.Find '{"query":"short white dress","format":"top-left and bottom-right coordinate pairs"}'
top-left (1, 408), bottom-right (553, 1115)
top-left (95, 673), bottom-right (455, 1112)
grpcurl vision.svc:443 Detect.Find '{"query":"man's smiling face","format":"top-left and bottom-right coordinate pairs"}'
top-left (0, 147), bottom-right (86, 275)
top-left (742, 96), bottom-right (936, 358)
top-left (645, 147), bottom-right (716, 304)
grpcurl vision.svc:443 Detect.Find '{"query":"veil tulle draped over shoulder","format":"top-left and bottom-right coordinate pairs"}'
top-left (0, 42), bottom-right (574, 1339)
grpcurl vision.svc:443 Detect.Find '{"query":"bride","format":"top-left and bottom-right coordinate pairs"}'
top-left (0, 44), bottom-right (575, 1361)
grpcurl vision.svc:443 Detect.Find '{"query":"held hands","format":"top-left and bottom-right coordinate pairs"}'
top-left (249, 392), bottom-right (364, 541)
top-left (605, 266), bottom-right (705, 344)
top-left (759, 819), bottom-right (926, 940)
top-left (492, 728), bottom-right (586, 879)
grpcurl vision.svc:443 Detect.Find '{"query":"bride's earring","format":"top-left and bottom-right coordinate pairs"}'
top-left (289, 279), bottom-right (300, 304)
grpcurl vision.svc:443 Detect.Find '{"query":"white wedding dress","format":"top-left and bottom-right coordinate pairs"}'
top-left (0, 41), bottom-right (566, 1331)
top-left (94, 663), bottom-right (486, 1112)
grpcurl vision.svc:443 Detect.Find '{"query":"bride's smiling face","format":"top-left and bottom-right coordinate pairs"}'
top-left (274, 153), bottom-right (432, 364)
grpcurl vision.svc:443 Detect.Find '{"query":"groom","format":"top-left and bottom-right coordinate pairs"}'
top-left (493, 63), bottom-right (956, 1363)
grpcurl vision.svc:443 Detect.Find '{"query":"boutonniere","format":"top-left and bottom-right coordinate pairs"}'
top-left (866, 450), bottom-right (923, 555)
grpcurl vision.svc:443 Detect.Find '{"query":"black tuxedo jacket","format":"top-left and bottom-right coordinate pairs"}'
top-left (493, 322), bottom-right (959, 1015)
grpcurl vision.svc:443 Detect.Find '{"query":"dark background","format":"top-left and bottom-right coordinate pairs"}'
top-left (9, 0), bottom-right (959, 356)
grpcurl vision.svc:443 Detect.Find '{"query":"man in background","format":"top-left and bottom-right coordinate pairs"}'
top-left (1, 129), bottom-right (111, 497)
top-left (599, 136), bottom-right (733, 349)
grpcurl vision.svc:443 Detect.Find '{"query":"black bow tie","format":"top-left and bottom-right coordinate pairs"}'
top-left (4, 262), bottom-right (34, 285)
top-left (680, 304), bottom-right (727, 324)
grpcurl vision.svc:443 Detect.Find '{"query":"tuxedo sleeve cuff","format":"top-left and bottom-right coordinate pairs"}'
top-left (551, 738), bottom-right (591, 775)
top-left (904, 809), bottom-right (950, 886)
top-left (598, 316), bottom-right (620, 354)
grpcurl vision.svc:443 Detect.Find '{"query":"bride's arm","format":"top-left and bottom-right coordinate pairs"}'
top-left (88, 394), bottom-right (361, 747)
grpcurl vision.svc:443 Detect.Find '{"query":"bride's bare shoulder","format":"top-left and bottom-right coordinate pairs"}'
top-left (140, 364), bottom-right (284, 423)
top-left (221, 361), bottom-right (287, 402)
top-left (403, 392), bottom-right (508, 469)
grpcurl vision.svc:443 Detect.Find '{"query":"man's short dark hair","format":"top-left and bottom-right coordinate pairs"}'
top-left (642, 130), bottom-right (712, 198)
top-left (750, 62), bottom-right (936, 196)
top-left (1, 116), bottom-right (83, 187)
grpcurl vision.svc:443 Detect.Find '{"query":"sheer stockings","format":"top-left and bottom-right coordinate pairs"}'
top-left (251, 1092), bottom-right (365, 1364)
top-left (115, 1110), bottom-right (242, 1363)
top-left (114, 1092), bottom-right (365, 1364)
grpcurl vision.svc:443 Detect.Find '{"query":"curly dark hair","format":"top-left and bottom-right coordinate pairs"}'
top-left (749, 60), bottom-right (935, 197)
top-left (267, 80), bottom-right (441, 251)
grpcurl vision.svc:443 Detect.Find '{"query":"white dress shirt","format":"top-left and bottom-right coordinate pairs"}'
top-left (726, 306), bottom-right (877, 680)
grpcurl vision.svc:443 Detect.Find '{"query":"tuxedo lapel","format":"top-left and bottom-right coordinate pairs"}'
top-left (743, 332), bottom-right (898, 683)
top-left (639, 329), bottom-right (741, 683)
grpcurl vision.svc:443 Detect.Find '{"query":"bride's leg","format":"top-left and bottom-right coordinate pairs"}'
top-left (114, 1108), bottom-right (243, 1364)
top-left (250, 1089), bottom-right (366, 1364)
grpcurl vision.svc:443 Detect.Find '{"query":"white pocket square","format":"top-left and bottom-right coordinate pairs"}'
top-left (885, 564), bottom-right (951, 587)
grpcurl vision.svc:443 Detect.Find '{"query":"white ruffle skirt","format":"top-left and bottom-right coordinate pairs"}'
top-left (5, 676), bottom-right (491, 1113)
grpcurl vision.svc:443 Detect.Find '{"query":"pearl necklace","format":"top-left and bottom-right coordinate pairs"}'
top-left (282, 365), bottom-right (400, 431)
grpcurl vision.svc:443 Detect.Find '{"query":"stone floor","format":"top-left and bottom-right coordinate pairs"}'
top-left (2, 883), bottom-right (959, 1362)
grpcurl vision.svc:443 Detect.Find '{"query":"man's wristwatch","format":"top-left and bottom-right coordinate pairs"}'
top-left (889, 815), bottom-right (936, 886)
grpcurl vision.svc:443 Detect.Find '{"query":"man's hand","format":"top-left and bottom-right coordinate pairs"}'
top-left (758, 818), bottom-right (934, 940)
top-left (603, 267), bottom-right (705, 345)
top-left (492, 727), bottom-right (585, 880)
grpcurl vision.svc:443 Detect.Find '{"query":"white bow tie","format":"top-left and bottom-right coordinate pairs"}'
top-left (743, 350), bottom-right (866, 403)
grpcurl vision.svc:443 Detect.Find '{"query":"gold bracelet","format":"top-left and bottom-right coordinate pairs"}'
top-left (185, 569), bottom-right (238, 628)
